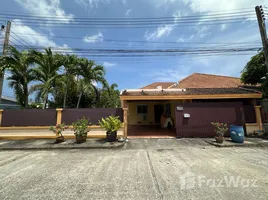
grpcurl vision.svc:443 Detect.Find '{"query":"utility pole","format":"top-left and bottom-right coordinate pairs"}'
top-left (255, 6), bottom-right (268, 69)
top-left (0, 21), bottom-right (11, 104)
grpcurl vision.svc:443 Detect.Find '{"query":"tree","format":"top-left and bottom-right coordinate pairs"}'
top-left (62, 54), bottom-right (78, 108)
top-left (30, 48), bottom-right (64, 109)
top-left (76, 59), bottom-right (108, 108)
top-left (96, 83), bottom-right (121, 108)
top-left (241, 52), bottom-right (267, 85)
top-left (241, 51), bottom-right (268, 98)
top-left (0, 46), bottom-right (34, 108)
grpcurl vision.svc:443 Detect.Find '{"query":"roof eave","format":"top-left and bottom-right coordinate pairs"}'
top-left (120, 93), bottom-right (262, 101)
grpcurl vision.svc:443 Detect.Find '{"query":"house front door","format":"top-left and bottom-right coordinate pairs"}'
top-left (154, 105), bottom-right (164, 124)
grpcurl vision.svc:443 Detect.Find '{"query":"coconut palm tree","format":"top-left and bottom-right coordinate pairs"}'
top-left (62, 54), bottom-right (78, 108)
top-left (0, 46), bottom-right (35, 108)
top-left (29, 48), bottom-right (64, 109)
top-left (76, 58), bottom-right (108, 108)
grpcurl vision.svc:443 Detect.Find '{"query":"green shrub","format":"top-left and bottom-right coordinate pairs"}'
top-left (211, 122), bottom-right (228, 137)
top-left (72, 117), bottom-right (91, 137)
top-left (49, 123), bottom-right (68, 137)
top-left (99, 116), bottom-right (123, 132)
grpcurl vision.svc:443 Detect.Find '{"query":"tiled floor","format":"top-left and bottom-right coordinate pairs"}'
top-left (128, 125), bottom-right (176, 138)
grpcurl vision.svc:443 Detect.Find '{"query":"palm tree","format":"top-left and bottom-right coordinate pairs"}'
top-left (76, 58), bottom-right (108, 108)
top-left (30, 48), bottom-right (64, 109)
top-left (0, 46), bottom-right (34, 108)
top-left (62, 54), bottom-right (78, 108)
top-left (97, 83), bottom-right (120, 108)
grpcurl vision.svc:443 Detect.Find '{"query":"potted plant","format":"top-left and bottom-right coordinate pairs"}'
top-left (99, 116), bottom-right (123, 142)
top-left (72, 117), bottom-right (90, 143)
top-left (211, 122), bottom-right (228, 143)
top-left (49, 123), bottom-right (68, 143)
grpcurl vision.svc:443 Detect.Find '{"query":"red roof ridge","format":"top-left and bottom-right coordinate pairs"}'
top-left (177, 73), bottom-right (196, 84)
top-left (179, 73), bottom-right (240, 84)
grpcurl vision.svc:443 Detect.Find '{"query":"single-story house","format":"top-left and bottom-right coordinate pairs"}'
top-left (0, 96), bottom-right (20, 109)
top-left (120, 73), bottom-right (263, 138)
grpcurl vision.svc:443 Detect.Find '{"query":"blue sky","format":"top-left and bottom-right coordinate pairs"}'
top-left (0, 0), bottom-right (267, 98)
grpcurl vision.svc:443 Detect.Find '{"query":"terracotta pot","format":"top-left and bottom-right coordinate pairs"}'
top-left (76, 135), bottom-right (87, 143)
top-left (55, 136), bottom-right (65, 143)
top-left (106, 131), bottom-right (117, 142)
top-left (215, 136), bottom-right (224, 144)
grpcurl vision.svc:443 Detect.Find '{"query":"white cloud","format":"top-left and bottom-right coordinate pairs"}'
top-left (121, 0), bottom-right (127, 4)
top-left (103, 62), bottom-right (116, 67)
top-left (146, 67), bottom-right (191, 82)
top-left (177, 34), bottom-right (194, 42)
top-left (173, 11), bottom-right (181, 22)
top-left (177, 37), bottom-right (185, 42)
top-left (125, 9), bottom-right (132, 16)
top-left (184, 0), bottom-right (265, 13)
top-left (220, 24), bottom-right (227, 31)
top-left (75, 0), bottom-right (109, 9)
top-left (11, 19), bottom-right (57, 47)
top-left (10, 20), bottom-right (72, 54)
top-left (14, 0), bottom-right (74, 23)
top-left (196, 25), bottom-right (210, 38)
top-left (83, 32), bottom-right (103, 43)
top-left (144, 25), bottom-right (173, 41)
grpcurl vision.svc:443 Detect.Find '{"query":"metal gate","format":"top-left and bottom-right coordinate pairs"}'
top-left (175, 102), bottom-right (245, 138)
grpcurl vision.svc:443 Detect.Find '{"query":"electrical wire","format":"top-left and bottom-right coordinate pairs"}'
top-left (0, 15), bottom-right (257, 23)
top-left (8, 32), bottom-right (261, 46)
top-left (9, 35), bottom-right (29, 49)
top-left (10, 30), bottom-right (33, 49)
top-left (10, 20), bottom-right (256, 29)
top-left (0, 9), bottom-right (256, 20)
top-left (0, 9), bottom-right (258, 29)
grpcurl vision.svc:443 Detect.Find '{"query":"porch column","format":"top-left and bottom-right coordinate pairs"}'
top-left (0, 109), bottom-right (3, 126)
top-left (123, 108), bottom-right (128, 138)
top-left (254, 106), bottom-right (262, 130)
top-left (56, 108), bottom-right (63, 125)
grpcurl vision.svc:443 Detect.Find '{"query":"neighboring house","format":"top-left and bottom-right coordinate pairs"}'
top-left (120, 73), bottom-right (262, 137)
top-left (0, 96), bottom-right (20, 109)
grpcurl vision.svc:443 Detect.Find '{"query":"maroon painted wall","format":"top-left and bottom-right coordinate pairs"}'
top-left (61, 108), bottom-right (123, 125)
top-left (243, 105), bottom-right (256, 123)
top-left (176, 102), bottom-right (245, 138)
top-left (1, 109), bottom-right (56, 126)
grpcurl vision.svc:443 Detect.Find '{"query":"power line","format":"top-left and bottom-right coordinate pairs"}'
top-left (10, 20), bottom-right (256, 29)
top-left (9, 35), bottom-right (29, 49)
top-left (4, 44), bottom-right (260, 52)
top-left (0, 9), bottom-right (257, 29)
top-left (8, 17), bottom-right (256, 25)
top-left (10, 30), bottom-right (33, 49)
top-left (0, 14), bottom-right (257, 23)
top-left (8, 32), bottom-right (261, 46)
top-left (0, 9), bottom-right (256, 20)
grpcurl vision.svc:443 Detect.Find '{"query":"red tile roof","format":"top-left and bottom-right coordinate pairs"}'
top-left (141, 82), bottom-right (176, 89)
top-left (121, 88), bottom-right (261, 96)
top-left (176, 73), bottom-right (242, 88)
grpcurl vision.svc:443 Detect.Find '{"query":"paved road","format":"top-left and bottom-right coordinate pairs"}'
top-left (0, 140), bottom-right (268, 200)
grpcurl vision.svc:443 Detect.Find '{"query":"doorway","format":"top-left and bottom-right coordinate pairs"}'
top-left (154, 105), bottom-right (164, 124)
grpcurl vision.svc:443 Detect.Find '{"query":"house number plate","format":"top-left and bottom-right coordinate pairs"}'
top-left (176, 106), bottom-right (183, 111)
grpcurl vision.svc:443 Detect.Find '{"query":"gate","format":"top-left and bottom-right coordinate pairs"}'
top-left (175, 102), bottom-right (245, 138)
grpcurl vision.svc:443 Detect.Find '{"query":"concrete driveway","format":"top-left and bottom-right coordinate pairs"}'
top-left (0, 140), bottom-right (268, 199)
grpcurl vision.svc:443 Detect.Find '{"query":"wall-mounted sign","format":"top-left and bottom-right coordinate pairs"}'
top-left (176, 106), bottom-right (183, 111)
top-left (184, 113), bottom-right (190, 118)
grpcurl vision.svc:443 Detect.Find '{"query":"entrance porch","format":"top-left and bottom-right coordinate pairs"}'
top-left (128, 125), bottom-right (176, 138)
